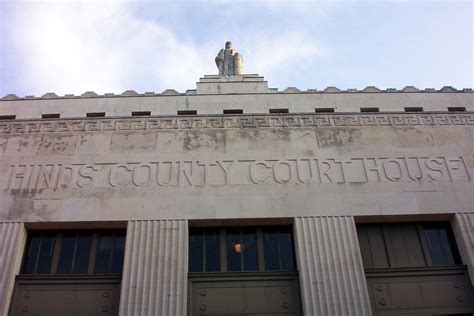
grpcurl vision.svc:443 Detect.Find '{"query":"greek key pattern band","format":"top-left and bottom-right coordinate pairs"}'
top-left (0, 113), bottom-right (473, 134)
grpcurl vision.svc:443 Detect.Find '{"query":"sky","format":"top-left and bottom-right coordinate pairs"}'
top-left (0, 0), bottom-right (472, 97)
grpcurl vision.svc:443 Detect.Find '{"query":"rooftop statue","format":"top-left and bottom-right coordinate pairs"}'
top-left (215, 41), bottom-right (243, 75)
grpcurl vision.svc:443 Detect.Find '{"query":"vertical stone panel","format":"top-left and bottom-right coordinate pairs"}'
top-left (0, 222), bottom-right (25, 316)
top-left (453, 212), bottom-right (474, 285)
top-left (119, 220), bottom-right (188, 316)
top-left (294, 216), bottom-right (371, 316)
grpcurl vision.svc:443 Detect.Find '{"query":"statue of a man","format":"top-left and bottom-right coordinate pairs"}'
top-left (215, 41), bottom-right (243, 75)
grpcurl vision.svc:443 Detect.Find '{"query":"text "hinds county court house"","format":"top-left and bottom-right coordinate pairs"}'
top-left (0, 42), bottom-right (473, 315)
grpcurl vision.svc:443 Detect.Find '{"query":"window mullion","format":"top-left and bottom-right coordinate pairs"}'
top-left (70, 232), bottom-right (79, 273)
top-left (50, 232), bottom-right (62, 274)
top-left (240, 230), bottom-right (244, 271)
top-left (417, 224), bottom-right (432, 266)
top-left (277, 228), bottom-right (283, 271)
top-left (220, 228), bottom-right (226, 272)
top-left (33, 234), bottom-right (43, 274)
top-left (202, 231), bottom-right (206, 272)
top-left (108, 232), bottom-right (115, 273)
top-left (89, 232), bottom-right (98, 274)
top-left (256, 228), bottom-right (265, 272)
top-left (380, 224), bottom-right (392, 268)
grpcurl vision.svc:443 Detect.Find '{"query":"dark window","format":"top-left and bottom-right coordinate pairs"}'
top-left (21, 230), bottom-right (126, 275)
top-left (131, 111), bottom-right (151, 116)
top-left (357, 222), bottom-right (461, 269)
top-left (269, 108), bottom-right (289, 114)
top-left (57, 232), bottom-right (93, 274)
top-left (36, 233), bottom-right (55, 273)
top-left (189, 229), bottom-right (221, 272)
top-left (315, 108), bottom-right (334, 113)
top-left (94, 231), bottom-right (126, 274)
top-left (41, 113), bottom-right (60, 119)
top-left (404, 107), bottom-right (423, 112)
top-left (360, 107), bottom-right (379, 113)
top-left (188, 226), bottom-right (296, 273)
top-left (263, 227), bottom-right (296, 271)
top-left (226, 228), bottom-right (258, 271)
top-left (86, 112), bottom-right (106, 117)
top-left (177, 110), bottom-right (197, 115)
top-left (205, 230), bottom-right (220, 272)
top-left (223, 109), bottom-right (243, 114)
top-left (447, 107), bottom-right (466, 112)
top-left (0, 115), bottom-right (16, 120)
top-left (23, 232), bottom-right (56, 274)
top-left (423, 223), bottom-right (458, 266)
top-left (189, 230), bottom-right (204, 272)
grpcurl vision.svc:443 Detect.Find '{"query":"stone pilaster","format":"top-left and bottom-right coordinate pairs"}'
top-left (119, 220), bottom-right (188, 316)
top-left (452, 212), bottom-right (474, 285)
top-left (294, 216), bottom-right (371, 316)
top-left (0, 222), bottom-right (25, 316)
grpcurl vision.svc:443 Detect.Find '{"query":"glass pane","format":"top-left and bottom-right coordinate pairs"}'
top-left (94, 232), bottom-right (113, 273)
top-left (205, 230), bottom-right (220, 272)
top-left (438, 229), bottom-right (455, 265)
top-left (36, 233), bottom-right (55, 274)
top-left (264, 228), bottom-right (280, 270)
top-left (73, 232), bottom-right (92, 273)
top-left (279, 228), bottom-right (295, 270)
top-left (111, 233), bottom-right (125, 273)
top-left (23, 234), bottom-right (41, 274)
top-left (188, 230), bottom-right (204, 272)
top-left (57, 233), bottom-right (76, 274)
top-left (226, 229), bottom-right (241, 271)
top-left (425, 227), bottom-right (456, 266)
top-left (242, 229), bottom-right (258, 271)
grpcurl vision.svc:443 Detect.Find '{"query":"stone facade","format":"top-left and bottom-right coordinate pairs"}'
top-left (0, 74), bottom-right (473, 315)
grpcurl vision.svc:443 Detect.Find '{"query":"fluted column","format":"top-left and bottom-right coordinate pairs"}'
top-left (294, 216), bottom-right (371, 316)
top-left (0, 222), bottom-right (25, 316)
top-left (453, 212), bottom-right (474, 285)
top-left (119, 220), bottom-right (188, 316)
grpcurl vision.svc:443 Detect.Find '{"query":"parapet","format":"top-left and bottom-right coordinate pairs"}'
top-left (2, 85), bottom-right (471, 101)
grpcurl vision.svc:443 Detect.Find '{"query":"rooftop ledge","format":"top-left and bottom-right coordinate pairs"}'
top-left (1, 74), bottom-right (472, 101)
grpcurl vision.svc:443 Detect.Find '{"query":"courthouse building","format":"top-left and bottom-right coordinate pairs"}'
top-left (0, 46), bottom-right (473, 315)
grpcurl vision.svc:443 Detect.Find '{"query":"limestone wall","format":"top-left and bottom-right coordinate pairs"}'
top-left (0, 110), bottom-right (472, 222)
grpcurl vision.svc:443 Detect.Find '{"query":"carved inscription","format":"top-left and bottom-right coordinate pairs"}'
top-left (4, 157), bottom-right (470, 191)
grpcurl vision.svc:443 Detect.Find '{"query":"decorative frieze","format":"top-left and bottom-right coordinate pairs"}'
top-left (0, 113), bottom-right (473, 135)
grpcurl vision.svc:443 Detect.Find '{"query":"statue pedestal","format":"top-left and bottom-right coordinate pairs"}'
top-left (196, 74), bottom-right (276, 95)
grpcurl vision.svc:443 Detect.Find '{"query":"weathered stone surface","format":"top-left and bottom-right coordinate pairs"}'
top-left (0, 111), bottom-right (472, 222)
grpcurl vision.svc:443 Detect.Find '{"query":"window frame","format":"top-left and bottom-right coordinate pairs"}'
top-left (20, 229), bottom-right (126, 276)
top-left (188, 226), bottom-right (297, 273)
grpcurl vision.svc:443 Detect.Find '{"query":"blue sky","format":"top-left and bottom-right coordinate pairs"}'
top-left (0, 0), bottom-right (472, 97)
